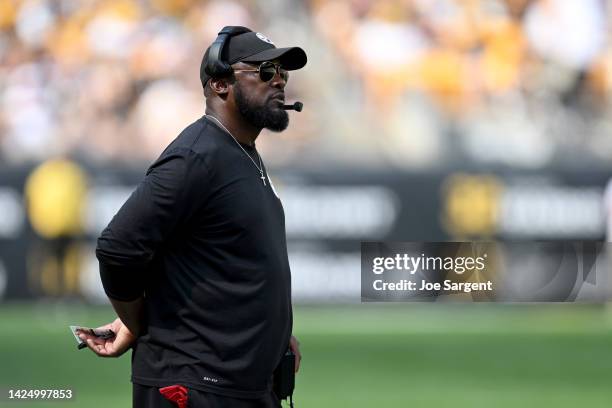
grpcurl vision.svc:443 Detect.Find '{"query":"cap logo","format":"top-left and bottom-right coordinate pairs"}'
top-left (256, 32), bottom-right (275, 45)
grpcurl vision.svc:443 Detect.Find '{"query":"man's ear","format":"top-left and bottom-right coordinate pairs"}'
top-left (209, 78), bottom-right (231, 97)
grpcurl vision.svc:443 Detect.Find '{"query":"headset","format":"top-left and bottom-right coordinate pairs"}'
top-left (205, 26), bottom-right (252, 79)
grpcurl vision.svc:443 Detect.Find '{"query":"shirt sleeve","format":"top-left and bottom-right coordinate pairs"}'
top-left (96, 147), bottom-right (210, 301)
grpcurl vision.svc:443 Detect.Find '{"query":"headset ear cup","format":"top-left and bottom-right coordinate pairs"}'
top-left (205, 34), bottom-right (231, 77)
top-left (205, 26), bottom-right (252, 79)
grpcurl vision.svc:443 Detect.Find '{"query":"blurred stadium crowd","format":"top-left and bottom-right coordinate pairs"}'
top-left (1, 0), bottom-right (612, 169)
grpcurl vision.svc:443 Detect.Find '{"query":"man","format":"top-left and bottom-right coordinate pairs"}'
top-left (77, 27), bottom-right (306, 408)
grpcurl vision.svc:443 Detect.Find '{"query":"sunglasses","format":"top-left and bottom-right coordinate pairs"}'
top-left (233, 61), bottom-right (289, 83)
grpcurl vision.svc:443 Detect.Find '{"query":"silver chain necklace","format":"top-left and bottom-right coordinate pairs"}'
top-left (205, 115), bottom-right (267, 186)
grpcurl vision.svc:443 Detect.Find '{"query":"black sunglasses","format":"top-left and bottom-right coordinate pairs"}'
top-left (233, 61), bottom-right (289, 83)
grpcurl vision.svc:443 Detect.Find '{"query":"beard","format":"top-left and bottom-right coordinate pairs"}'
top-left (233, 82), bottom-right (289, 132)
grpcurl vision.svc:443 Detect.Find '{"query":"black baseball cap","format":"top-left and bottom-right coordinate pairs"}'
top-left (200, 28), bottom-right (307, 88)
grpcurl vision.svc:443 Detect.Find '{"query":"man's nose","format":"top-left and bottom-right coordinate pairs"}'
top-left (270, 72), bottom-right (286, 89)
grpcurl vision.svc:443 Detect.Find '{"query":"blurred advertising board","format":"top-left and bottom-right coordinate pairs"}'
top-left (0, 160), bottom-right (609, 302)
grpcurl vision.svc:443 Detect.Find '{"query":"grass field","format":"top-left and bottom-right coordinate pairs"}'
top-left (1, 302), bottom-right (612, 407)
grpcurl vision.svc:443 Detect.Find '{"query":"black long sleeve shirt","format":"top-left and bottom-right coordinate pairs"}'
top-left (95, 116), bottom-right (292, 398)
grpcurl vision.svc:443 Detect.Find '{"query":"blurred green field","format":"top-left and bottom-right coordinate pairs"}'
top-left (1, 303), bottom-right (612, 408)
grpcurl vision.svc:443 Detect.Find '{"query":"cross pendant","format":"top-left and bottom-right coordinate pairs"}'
top-left (260, 173), bottom-right (267, 186)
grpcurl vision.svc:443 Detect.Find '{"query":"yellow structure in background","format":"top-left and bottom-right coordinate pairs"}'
top-left (24, 159), bottom-right (88, 296)
top-left (442, 173), bottom-right (502, 237)
top-left (25, 159), bottom-right (87, 239)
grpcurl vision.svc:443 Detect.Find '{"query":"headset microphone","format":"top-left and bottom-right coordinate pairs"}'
top-left (282, 102), bottom-right (303, 112)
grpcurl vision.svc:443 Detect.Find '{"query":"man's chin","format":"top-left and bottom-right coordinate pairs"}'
top-left (265, 120), bottom-right (289, 132)
top-left (234, 92), bottom-right (289, 131)
top-left (264, 108), bottom-right (289, 132)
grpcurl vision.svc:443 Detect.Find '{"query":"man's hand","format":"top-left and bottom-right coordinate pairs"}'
top-left (76, 318), bottom-right (136, 358)
top-left (289, 335), bottom-right (301, 373)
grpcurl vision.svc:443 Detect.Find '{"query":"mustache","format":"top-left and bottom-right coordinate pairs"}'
top-left (268, 93), bottom-right (285, 102)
